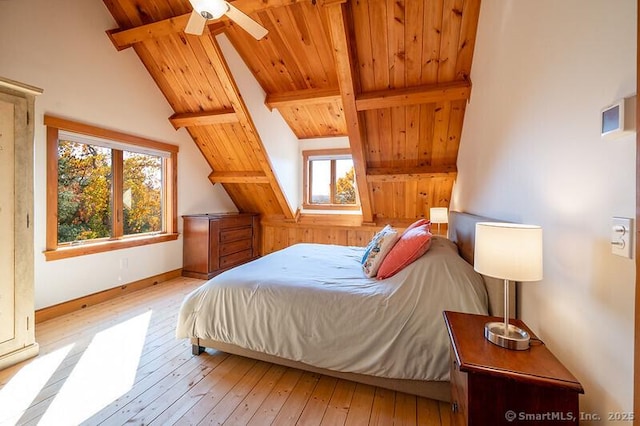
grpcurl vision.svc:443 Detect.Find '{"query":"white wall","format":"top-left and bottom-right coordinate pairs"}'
top-left (217, 34), bottom-right (301, 212)
top-left (0, 0), bottom-right (237, 309)
top-left (299, 136), bottom-right (350, 152)
top-left (452, 0), bottom-right (636, 420)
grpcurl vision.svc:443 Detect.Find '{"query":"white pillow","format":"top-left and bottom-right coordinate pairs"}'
top-left (362, 225), bottom-right (399, 277)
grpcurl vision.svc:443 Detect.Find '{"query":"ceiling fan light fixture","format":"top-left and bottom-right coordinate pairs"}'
top-left (192, 0), bottom-right (228, 20)
top-left (186, 0), bottom-right (267, 40)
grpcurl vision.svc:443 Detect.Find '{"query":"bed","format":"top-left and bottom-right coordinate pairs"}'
top-left (176, 211), bottom-right (513, 402)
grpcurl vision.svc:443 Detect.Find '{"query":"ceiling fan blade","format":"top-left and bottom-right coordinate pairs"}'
top-left (185, 10), bottom-right (207, 35)
top-left (225, 2), bottom-right (268, 40)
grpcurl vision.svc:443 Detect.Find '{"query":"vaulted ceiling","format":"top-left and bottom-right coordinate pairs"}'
top-left (104, 0), bottom-right (481, 225)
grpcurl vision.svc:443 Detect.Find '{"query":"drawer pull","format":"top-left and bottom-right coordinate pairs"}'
top-left (452, 402), bottom-right (459, 413)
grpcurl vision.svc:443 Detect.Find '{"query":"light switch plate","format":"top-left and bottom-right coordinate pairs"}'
top-left (611, 217), bottom-right (633, 258)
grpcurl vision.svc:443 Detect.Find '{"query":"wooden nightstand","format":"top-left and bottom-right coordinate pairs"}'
top-left (443, 311), bottom-right (584, 425)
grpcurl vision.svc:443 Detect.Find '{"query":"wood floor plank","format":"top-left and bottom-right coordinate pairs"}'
top-left (148, 353), bottom-right (247, 425)
top-left (344, 383), bottom-right (375, 426)
top-left (95, 348), bottom-right (217, 425)
top-left (418, 397), bottom-right (445, 425)
top-left (369, 387), bottom-right (396, 425)
top-left (19, 306), bottom-right (186, 411)
top-left (78, 341), bottom-right (194, 424)
top-left (271, 371), bottom-right (321, 424)
top-left (296, 375), bottom-right (338, 426)
top-left (197, 360), bottom-right (272, 424)
top-left (118, 351), bottom-right (229, 425)
top-left (439, 400), bottom-right (452, 426)
top-left (0, 281), bottom-right (195, 387)
top-left (27, 313), bottom-right (183, 401)
top-left (320, 379), bottom-right (356, 425)
top-left (34, 278), bottom-right (198, 345)
top-left (246, 368), bottom-right (304, 426)
top-left (394, 392), bottom-right (418, 425)
top-left (223, 363), bottom-right (288, 425)
top-left (18, 339), bottom-right (191, 424)
top-left (173, 356), bottom-right (258, 425)
top-left (0, 277), bottom-right (446, 426)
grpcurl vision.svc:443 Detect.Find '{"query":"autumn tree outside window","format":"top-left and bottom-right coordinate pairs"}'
top-left (44, 116), bottom-right (178, 261)
top-left (302, 149), bottom-right (359, 210)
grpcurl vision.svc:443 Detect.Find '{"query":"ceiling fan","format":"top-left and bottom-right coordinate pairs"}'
top-left (185, 0), bottom-right (268, 40)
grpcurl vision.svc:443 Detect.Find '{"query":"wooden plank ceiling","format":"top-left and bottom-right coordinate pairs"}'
top-left (104, 0), bottom-right (481, 225)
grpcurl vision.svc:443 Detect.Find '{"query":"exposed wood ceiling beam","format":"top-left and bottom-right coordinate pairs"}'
top-left (209, 171), bottom-right (270, 184)
top-left (355, 81), bottom-right (471, 111)
top-left (200, 31), bottom-right (294, 219)
top-left (107, 0), bottom-right (310, 51)
top-left (324, 0), bottom-right (373, 224)
top-left (169, 109), bottom-right (238, 129)
top-left (265, 87), bottom-right (342, 110)
top-left (366, 165), bottom-right (458, 183)
top-left (106, 15), bottom-right (191, 51)
top-left (264, 80), bottom-right (470, 113)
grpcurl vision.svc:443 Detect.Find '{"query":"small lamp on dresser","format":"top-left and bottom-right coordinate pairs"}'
top-left (473, 222), bottom-right (543, 350)
top-left (429, 207), bottom-right (449, 236)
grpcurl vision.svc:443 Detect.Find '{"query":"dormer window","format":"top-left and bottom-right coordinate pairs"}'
top-left (302, 149), bottom-right (359, 210)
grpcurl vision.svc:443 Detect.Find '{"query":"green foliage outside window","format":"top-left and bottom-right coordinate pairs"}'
top-left (335, 166), bottom-right (356, 204)
top-left (57, 140), bottom-right (163, 244)
top-left (123, 151), bottom-right (162, 236)
top-left (58, 141), bottom-right (112, 243)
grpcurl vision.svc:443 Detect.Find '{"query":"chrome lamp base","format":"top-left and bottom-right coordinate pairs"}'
top-left (484, 321), bottom-right (530, 350)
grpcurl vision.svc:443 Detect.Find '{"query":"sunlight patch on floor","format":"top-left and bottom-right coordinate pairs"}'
top-left (0, 343), bottom-right (74, 425)
top-left (38, 311), bottom-right (152, 425)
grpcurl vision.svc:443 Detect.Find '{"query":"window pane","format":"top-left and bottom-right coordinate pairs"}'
top-left (335, 159), bottom-right (356, 204)
top-left (57, 140), bottom-right (112, 243)
top-left (123, 151), bottom-right (163, 236)
top-left (310, 159), bottom-right (331, 204)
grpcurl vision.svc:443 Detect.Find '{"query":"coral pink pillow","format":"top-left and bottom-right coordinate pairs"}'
top-left (376, 224), bottom-right (433, 279)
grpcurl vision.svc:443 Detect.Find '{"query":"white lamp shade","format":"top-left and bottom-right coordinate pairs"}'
top-left (474, 222), bottom-right (543, 282)
top-left (430, 207), bottom-right (449, 224)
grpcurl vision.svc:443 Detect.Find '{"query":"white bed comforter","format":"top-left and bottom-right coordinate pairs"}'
top-left (176, 237), bottom-right (488, 381)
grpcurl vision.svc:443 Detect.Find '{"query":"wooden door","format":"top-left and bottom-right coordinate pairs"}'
top-left (0, 96), bottom-right (19, 345)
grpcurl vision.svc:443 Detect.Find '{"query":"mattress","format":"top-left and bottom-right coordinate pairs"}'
top-left (176, 237), bottom-right (488, 381)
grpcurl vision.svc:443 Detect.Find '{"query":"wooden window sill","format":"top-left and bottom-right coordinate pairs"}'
top-left (44, 233), bottom-right (179, 261)
top-left (302, 204), bottom-right (361, 211)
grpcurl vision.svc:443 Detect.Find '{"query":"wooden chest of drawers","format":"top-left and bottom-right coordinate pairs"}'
top-left (182, 213), bottom-right (260, 279)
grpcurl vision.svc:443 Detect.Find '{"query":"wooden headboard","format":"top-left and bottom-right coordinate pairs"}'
top-left (448, 211), bottom-right (517, 317)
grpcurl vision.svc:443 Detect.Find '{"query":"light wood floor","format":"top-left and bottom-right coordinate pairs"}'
top-left (0, 277), bottom-right (450, 425)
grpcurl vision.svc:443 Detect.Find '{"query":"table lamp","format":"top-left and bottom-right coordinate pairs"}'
top-left (430, 207), bottom-right (449, 236)
top-left (473, 222), bottom-right (543, 350)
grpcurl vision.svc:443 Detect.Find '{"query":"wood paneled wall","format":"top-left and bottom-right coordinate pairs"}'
top-left (261, 215), bottom-right (448, 255)
top-left (262, 217), bottom-right (379, 255)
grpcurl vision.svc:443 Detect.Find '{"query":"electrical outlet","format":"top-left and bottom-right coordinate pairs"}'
top-left (611, 217), bottom-right (633, 258)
